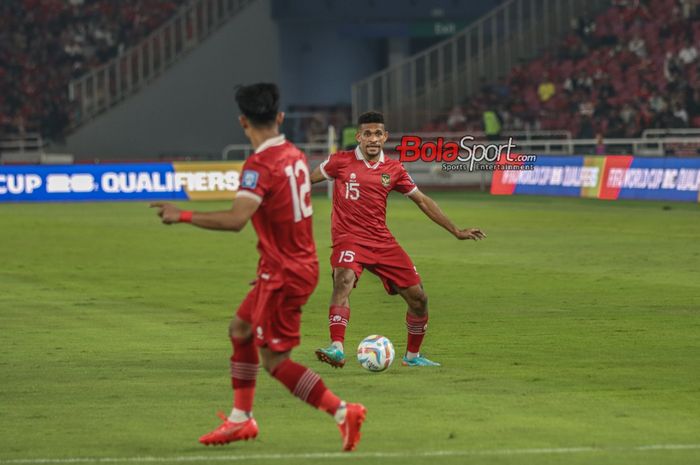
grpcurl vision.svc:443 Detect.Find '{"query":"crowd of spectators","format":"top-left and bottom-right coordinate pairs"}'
top-left (428, 0), bottom-right (700, 139)
top-left (4, 0), bottom-right (699, 144)
top-left (0, 0), bottom-right (183, 140)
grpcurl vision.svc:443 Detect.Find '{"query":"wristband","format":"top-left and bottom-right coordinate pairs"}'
top-left (179, 210), bottom-right (193, 223)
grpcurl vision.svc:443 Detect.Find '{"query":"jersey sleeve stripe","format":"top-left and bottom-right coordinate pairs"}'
top-left (236, 190), bottom-right (263, 203)
top-left (319, 160), bottom-right (333, 180)
top-left (403, 186), bottom-right (419, 196)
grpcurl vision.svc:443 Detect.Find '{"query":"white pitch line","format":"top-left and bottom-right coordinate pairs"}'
top-left (1, 444), bottom-right (700, 464)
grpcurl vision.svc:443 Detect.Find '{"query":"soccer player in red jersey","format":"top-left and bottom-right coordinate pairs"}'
top-left (310, 111), bottom-right (485, 368)
top-left (151, 83), bottom-right (365, 451)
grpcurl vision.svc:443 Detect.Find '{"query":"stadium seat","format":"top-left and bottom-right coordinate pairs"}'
top-left (423, 0), bottom-right (699, 138)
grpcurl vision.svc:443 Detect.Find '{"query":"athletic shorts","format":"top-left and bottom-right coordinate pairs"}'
top-left (235, 279), bottom-right (311, 352)
top-left (330, 241), bottom-right (421, 295)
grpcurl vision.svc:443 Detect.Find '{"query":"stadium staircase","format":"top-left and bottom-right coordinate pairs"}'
top-left (351, 0), bottom-right (609, 131)
top-left (68, 0), bottom-right (256, 129)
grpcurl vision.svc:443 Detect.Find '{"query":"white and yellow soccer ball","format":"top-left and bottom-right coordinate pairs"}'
top-left (357, 335), bottom-right (395, 372)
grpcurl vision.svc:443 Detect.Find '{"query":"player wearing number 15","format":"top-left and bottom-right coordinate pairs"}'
top-left (310, 111), bottom-right (486, 369)
top-left (150, 83), bottom-right (365, 451)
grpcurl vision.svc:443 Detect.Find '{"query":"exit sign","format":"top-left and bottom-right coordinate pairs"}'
top-left (411, 21), bottom-right (466, 37)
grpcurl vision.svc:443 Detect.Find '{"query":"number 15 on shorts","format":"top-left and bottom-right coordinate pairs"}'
top-left (338, 250), bottom-right (355, 263)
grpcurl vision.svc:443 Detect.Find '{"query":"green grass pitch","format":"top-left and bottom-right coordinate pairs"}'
top-left (1, 192), bottom-right (699, 465)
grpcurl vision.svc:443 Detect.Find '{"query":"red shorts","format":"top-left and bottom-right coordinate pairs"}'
top-left (330, 241), bottom-right (421, 295)
top-left (235, 279), bottom-right (311, 352)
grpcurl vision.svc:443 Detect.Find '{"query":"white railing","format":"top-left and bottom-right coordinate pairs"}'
top-left (503, 130), bottom-right (572, 141)
top-left (221, 127), bottom-right (336, 160)
top-left (352, 0), bottom-right (609, 131)
top-left (0, 133), bottom-right (45, 154)
top-left (383, 134), bottom-right (700, 191)
top-left (68, 0), bottom-right (255, 127)
top-left (221, 132), bottom-right (700, 161)
top-left (642, 128), bottom-right (700, 139)
top-left (523, 136), bottom-right (700, 157)
top-left (390, 129), bottom-right (572, 141)
top-left (221, 142), bottom-right (331, 160)
top-left (221, 126), bottom-right (338, 197)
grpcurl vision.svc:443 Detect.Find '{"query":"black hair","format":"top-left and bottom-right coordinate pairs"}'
top-left (358, 111), bottom-right (384, 126)
top-left (234, 83), bottom-right (280, 126)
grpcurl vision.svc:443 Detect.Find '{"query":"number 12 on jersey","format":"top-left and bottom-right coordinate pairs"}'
top-left (284, 161), bottom-right (313, 222)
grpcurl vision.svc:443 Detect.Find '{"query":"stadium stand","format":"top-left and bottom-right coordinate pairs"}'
top-left (422, 0), bottom-right (700, 138)
top-left (0, 0), bottom-right (184, 140)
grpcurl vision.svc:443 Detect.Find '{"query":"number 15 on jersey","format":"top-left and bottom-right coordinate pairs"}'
top-left (345, 181), bottom-right (360, 200)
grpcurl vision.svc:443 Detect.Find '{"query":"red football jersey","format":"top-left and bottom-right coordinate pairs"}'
top-left (236, 135), bottom-right (318, 295)
top-left (319, 147), bottom-right (418, 247)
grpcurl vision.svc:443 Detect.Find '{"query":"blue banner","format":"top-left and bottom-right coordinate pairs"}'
top-left (0, 162), bottom-right (244, 202)
top-left (492, 155), bottom-right (700, 203)
top-left (616, 157), bottom-right (700, 202)
top-left (511, 156), bottom-right (586, 198)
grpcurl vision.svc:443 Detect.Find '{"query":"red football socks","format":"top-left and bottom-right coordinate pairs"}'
top-left (328, 305), bottom-right (350, 343)
top-left (318, 389), bottom-right (343, 416)
top-left (272, 358), bottom-right (342, 415)
top-left (406, 312), bottom-right (429, 353)
top-left (230, 336), bottom-right (259, 412)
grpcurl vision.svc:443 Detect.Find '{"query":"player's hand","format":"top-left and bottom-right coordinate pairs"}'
top-left (150, 202), bottom-right (181, 225)
top-left (454, 228), bottom-right (486, 240)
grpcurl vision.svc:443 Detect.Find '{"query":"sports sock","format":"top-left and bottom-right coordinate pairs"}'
top-left (333, 400), bottom-right (347, 424)
top-left (230, 336), bottom-right (259, 414)
top-left (271, 358), bottom-right (342, 416)
top-left (405, 351), bottom-right (420, 361)
top-left (228, 408), bottom-right (251, 423)
top-left (406, 312), bottom-right (429, 354)
top-left (328, 305), bottom-right (350, 347)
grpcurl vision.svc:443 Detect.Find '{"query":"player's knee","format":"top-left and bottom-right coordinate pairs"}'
top-left (332, 271), bottom-right (355, 295)
top-left (261, 358), bottom-right (275, 374)
top-left (260, 350), bottom-right (289, 374)
top-left (408, 290), bottom-right (428, 314)
top-left (418, 291), bottom-right (428, 309)
top-left (229, 318), bottom-right (252, 341)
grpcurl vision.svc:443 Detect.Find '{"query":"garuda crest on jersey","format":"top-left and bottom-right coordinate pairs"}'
top-left (381, 173), bottom-right (391, 187)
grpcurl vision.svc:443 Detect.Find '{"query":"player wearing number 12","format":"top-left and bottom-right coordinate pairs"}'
top-left (150, 83), bottom-right (365, 451)
top-left (310, 111), bottom-right (486, 369)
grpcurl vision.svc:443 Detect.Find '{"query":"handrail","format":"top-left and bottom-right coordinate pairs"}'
top-left (352, 0), bottom-right (610, 131)
top-left (221, 142), bottom-right (331, 160)
top-left (68, 0), bottom-right (256, 128)
top-left (642, 128), bottom-right (700, 138)
top-left (355, 0), bottom-right (516, 86)
top-left (222, 133), bottom-right (700, 160)
top-left (389, 130), bottom-right (572, 141)
top-left (0, 133), bottom-right (45, 153)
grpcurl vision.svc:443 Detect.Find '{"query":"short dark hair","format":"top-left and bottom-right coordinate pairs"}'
top-left (358, 111), bottom-right (384, 126)
top-left (235, 83), bottom-right (280, 126)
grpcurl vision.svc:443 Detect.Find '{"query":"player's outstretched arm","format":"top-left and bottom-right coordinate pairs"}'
top-left (150, 196), bottom-right (261, 232)
top-left (309, 166), bottom-right (328, 184)
top-left (407, 189), bottom-right (486, 241)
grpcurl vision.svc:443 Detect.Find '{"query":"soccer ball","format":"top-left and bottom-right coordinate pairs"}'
top-left (357, 335), bottom-right (395, 372)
